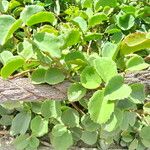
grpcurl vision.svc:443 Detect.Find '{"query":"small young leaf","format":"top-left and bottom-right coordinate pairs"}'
top-left (94, 57), bottom-right (118, 82)
top-left (31, 116), bottom-right (48, 137)
top-left (104, 75), bottom-right (132, 101)
top-left (67, 83), bottom-right (86, 102)
top-left (88, 90), bottom-right (114, 124)
top-left (80, 66), bottom-right (102, 89)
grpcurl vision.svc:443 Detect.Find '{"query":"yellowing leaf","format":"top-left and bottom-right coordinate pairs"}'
top-left (120, 32), bottom-right (150, 55)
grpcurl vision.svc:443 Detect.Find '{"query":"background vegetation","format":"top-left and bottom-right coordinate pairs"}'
top-left (0, 0), bottom-right (150, 149)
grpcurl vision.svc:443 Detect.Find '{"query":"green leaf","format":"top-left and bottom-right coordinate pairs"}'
top-left (63, 30), bottom-right (80, 48)
top-left (120, 32), bottom-right (150, 55)
top-left (41, 101), bottom-right (62, 119)
top-left (81, 131), bottom-right (98, 145)
top-left (1, 56), bottom-right (25, 79)
top-left (80, 66), bottom-right (102, 89)
top-left (88, 90), bottom-right (114, 124)
top-left (120, 111), bottom-right (136, 130)
top-left (0, 15), bottom-right (15, 45)
top-left (81, 0), bottom-right (93, 8)
top-left (17, 39), bottom-right (34, 60)
top-left (126, 55), bottom-right (149, 71)
top-left (95, 0), bottom-right (117, 8)
top-left (104, 75), bottom-right (132, 101)
top-left (27, 11), bottom-right (56, 26)
top-left (84, 32), bottom-right (102, 41)
top-left (4, 19), bottom-right (22, 43)
top-left (94, 57), bottom-right (118, 82)
top-left (140, 126), bottom-right (150, 141)
top-left (20, 5), bottom-right (44, 23)
top-left (45, 68), bottom-right (65, 85)
top-left (129, 83), bottom-right (145, 104)
top-left (129, 139), bottom-right (138, 150)
top-left (72, 16), bottom-right (87, 32)
top-left (13, 134), bottom-right (29, 150)
top-left (88, 13), bottom-right (107, 27)
top-left (0, 0), bottom-right (9, 12)
top-left (26, 136), bottom-right (39, 150)
top-left (0, 51), bottom-right (13, 64)
top-left (51, 124), bottom-right (73, 150)
top-left (10, 111), bottom-right (31, 136)
top-left (0, 115), bottom-right (13, 126)
top-left (31, 68), bottom-right (47, 84)
top-left (61, 108), bottom-right (79, 127)
top-left (116, 13), bottom-right (135, 30)
top-left (34, 32), bottom-right (63, 58)
top-left (143, 102), bottom-right (150, 114)
top-left (67, 83), bottom-right (86, 102)
top-left (103, 114), bottom-right (118, 132)
top-left (81, 114), bottom-right (100, 131)
top-left (31, 116), bottom-right (48, 137)
top-left (102, 42), bottom-right (118, 59)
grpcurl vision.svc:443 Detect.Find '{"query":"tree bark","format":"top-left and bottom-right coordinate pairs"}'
top-left (0, 70), bottom-right (149, 103)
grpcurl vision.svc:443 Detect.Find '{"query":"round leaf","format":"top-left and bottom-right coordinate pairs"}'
top-left (45, 68), bottom-right (65, 85)
top-left (104, 75), bottom-right (132, 101)
top-left (67, 83), bottom-right (86, 102)
top-left (80, 66), bottom-right (102, 89)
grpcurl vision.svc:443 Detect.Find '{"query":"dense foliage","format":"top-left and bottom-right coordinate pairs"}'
top-left (0, 0), bottom-right (150, 149)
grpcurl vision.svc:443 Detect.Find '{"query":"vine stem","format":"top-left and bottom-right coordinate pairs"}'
top-left (71, 102), bottom-right (85, 115)
top-left (9, 69), bottom-right (35, 79)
